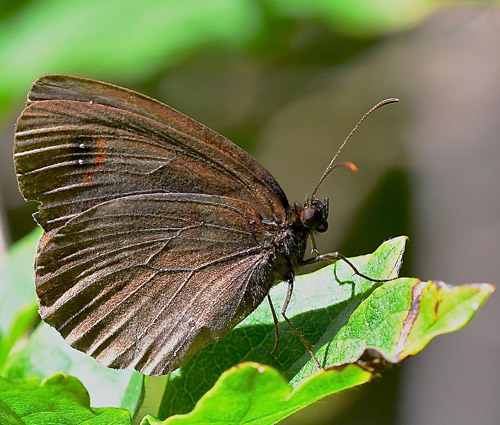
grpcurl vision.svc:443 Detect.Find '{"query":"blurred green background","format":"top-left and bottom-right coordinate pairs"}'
top-left (1, 1), bottom-right (499, 424)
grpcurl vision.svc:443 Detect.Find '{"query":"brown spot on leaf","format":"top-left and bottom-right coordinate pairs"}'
top-left (394, 280), bottom-right (426, 360)
top-left (434, 297), bottom-right (442, 318)
top-left (324, 348), bottom-right (393, 375)
top-left (355, 348), bottom-right (392, 373)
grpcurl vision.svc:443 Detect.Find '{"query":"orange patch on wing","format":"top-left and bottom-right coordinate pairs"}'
top-left (81, 138), bottom-right (107, 185)
top-left (95, 138), bottom-right (106, 165)
top-left (82, 172), bottom-right (94, 184)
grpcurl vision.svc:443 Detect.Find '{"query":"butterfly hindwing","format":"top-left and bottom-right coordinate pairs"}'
top-left (36, 193), bottom-right (277, 375)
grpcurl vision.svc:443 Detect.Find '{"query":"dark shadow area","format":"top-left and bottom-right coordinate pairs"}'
top-left (339, 167), bottom-right (413, 277)
top-left (0, 0), bottom-right (33, 21)
top-left (6, 203), bottom-right (37, 243)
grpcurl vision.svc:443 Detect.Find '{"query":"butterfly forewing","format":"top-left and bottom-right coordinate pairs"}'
top-left (14, 74), bottom-right (288, 232)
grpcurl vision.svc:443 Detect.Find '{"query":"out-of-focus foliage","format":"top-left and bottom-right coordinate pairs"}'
top-left (0, 0), bottom-right (486, 115)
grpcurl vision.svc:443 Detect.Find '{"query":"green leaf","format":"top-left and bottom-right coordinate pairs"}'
top-left (0, 229), bottom-right (41, 372)
top-left (4, 322), bottom-right (145, 417)
top-left (142, 362), bottom-right (371, 425)
top-left (396, 280), bottom-right (494, 359)
top-left (154, 237), bottom-right (494, 422)
top-left (315, 277), bottom-right (494, 365)
top-left (0, 373), bottom-right (131, 424)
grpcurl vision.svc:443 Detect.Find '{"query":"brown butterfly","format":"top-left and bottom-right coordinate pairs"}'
top-left (14, 75), bottom-right (397, 375)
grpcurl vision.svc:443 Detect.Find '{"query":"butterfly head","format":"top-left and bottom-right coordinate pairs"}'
top-left (299, 198), bottom-right (329, 233)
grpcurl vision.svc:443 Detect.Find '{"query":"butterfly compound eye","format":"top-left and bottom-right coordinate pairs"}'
top-left (300, 202), bottom-right (328, 232)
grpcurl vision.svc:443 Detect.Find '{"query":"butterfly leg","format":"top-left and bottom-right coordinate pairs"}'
top-left (301, 252), bottom-right (393, 283)
top-left (281, 278), bottom-right (323, 370)
top-left (309, 233), bottom-right (320, 255)
top-left (267, 295), bottom-right (280, 356)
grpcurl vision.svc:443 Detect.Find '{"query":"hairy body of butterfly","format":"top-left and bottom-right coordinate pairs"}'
top-left (14, 75), bottom-right (337, 375)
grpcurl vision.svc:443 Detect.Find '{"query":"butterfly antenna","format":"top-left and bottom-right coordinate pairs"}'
top-left (311, 97), bottom-right (399, 198)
